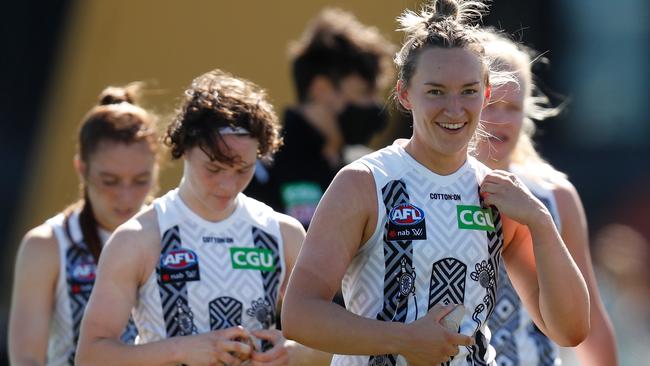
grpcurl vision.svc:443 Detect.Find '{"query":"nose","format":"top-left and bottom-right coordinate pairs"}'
top-left (444, 96), bottom-right (464, 119)
top-left (116, 184), bottom-right (140, 206)
top-left (217, 173), bottom-right (237, 194)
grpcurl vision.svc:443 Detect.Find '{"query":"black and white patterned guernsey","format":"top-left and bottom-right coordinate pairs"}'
top-left (332, 144), bottom-right (505, 366)
top-left (132, 189), bottom-right (286, 351)
top-left (45, 211), bottom-right (137, 366)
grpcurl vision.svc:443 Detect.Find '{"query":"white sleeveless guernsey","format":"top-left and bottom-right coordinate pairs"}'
top-left (46, 210), bottom-right (137, 366)
top-left (489, 165), bottom-right (562, 366)
top-left (332, 145), bottom-right (505, 366)
top-left (133, 189), bottom-right (286, 349)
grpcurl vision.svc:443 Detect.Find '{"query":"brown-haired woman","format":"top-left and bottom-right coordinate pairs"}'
top-left (282, 1), bottom-right (590, 365)
top-left (9, 85), bottom-right (159, 365)
top-left (76, 69), bottom-right (330, 366)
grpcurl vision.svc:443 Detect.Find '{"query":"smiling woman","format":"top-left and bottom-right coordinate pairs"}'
top-left (8, 84), bottom-right (159, 365)
top-left (281, 0), bottom-right (590, 365)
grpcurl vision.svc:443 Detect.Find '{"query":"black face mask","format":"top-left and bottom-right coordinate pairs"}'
top-left (337, 103), bottom-right (388, 145)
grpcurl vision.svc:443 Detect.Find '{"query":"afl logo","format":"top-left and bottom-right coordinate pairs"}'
top-left (71, 263), bottom-right (96, 282)
top-left (161, 249), bottom-right (198, 270)
top-left (389, 204), bottom-right (425, 226)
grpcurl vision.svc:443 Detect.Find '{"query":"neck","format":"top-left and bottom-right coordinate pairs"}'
top-left (403, 137), bottom-right (468, 176)
top-left (177, 179), bottom-right (237, 222)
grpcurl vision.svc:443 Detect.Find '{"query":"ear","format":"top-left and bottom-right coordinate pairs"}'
top-left (73, 154), bottom-right (87, 181)
top-left (308, 75), bottom-right (337, 104)
top-left (396, 80), bottom-right (412, 110)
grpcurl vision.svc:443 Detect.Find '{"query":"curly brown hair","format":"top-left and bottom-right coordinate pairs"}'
top-left (164, 69), bottom-right (282, 165)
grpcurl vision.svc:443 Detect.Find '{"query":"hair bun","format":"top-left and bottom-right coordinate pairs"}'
top-left (431, 0), bottom-right (460, 22)
top-left (97, 82), bottom-right (143, 106)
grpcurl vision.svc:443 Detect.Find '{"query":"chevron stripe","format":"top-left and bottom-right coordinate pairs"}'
top-left (370, 180), bottom-right (414, 366)
top-left (210, 296), bottom-right (243, 330)
top-left (462, 189), bottom-right (505, 364)
top-left (65, 244), bottom-right (94, 364)
top-left (157, 225), bottom-right (196, 337)
top-left (252, 227), bottom-right (281, 351)
top-left (428, 257), bottom-right (467, 308)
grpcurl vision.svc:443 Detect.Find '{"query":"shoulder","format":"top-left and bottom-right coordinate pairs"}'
top-left (100, 206), bottom-right (160, 283)
top-left (15, 222), bottom-right (60, 278)
top-left (547, 176), bottom-right (586, 230)
top-left (105, 206), bottom-right (160, 259)
top-left (548, 176), bottom-right (579, 203)
top-left (19, 223), bottom-right (59, 260)
top-left (275, 213), bottom-right (306, 238)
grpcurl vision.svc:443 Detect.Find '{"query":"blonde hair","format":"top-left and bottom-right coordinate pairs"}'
top-left (477, 28), bottom-right (566, 181)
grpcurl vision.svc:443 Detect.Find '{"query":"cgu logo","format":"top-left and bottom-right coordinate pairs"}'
top-left (72, 263), bottom-right (96, 282)
top-left (389, 204), bottom-right (425, 226)
top-left (230, 247), bottom-right (275, 271)
top-left (161, 249), bottom-right (198, 269)
top-left (457, 205), bottom-right (495, 231)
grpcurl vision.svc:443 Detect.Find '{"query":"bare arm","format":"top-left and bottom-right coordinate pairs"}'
top-left (8, 225), bottom-right (60, 366)
top-left (554, 181), bottom-right (618, 365)
top-left (75, 209), bottom-right (253, 366)
top-left (282, 164), bottom-right (472, 365)
top-left (482, 170), bottom-right (590, 346)
top-left (250, 213), bottom-right (332, 366)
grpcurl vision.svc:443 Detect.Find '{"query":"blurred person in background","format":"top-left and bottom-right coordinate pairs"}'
top-left (592, 224), bottom-right (650, 365)
top-left (474, 29), bottom-right (618, 365)
top-left (9, 84), bottom-right (159, 365)
top-left (245, 7), bottom-right (395, 228)
top-left (282, 1), bottom-right (589, 365)
top-left (76, 69), bottom-right (330, 366)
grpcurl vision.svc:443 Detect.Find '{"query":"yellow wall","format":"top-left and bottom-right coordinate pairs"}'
top-left (13, 0), bottom-right (418, 249)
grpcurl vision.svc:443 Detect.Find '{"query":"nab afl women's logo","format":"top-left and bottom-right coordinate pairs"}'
top-left (386, 202), bottom-right (427, 241)
top-left (71, 263), bottom-right (96, 283)
top-left (161, 249), bottom-right (197, 270)
top-left (389, 204), bottom-right (425, 226)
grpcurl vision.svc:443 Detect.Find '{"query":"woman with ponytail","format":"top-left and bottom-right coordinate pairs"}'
top-left (474, 29), bottom-right (618, 365)
top-left (282, 1), bottom-right (590, 365)
top-left (9, 84), bottom-right (159, 365)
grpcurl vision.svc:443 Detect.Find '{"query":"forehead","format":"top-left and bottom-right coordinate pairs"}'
top-left (338, 74), bottom-right (373, 95)
top-left (87, 140), bottom-right (156, 174)
top-left (195, 135), bottom-right (258, 165)
top-left (490, 80), bottom-right (525, 104)
top-left (412, 47), bottom-right (485, 86)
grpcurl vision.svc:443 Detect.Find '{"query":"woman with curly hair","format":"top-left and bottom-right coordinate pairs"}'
top-left (76, 70), bottom-right (330, 366)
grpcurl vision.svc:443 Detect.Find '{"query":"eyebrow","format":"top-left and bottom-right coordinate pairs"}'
top-left (98, 171), bottom-right (151, 178)
top-left (205, 162), bottom-right (255, 169)
top-left (425, 81), bottom-right (480, 88)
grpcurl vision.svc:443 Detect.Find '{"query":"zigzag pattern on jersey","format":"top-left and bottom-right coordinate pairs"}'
top-left (528, 323), bottom-right (557, 366)
top-left (210, 296), bottom-right (243, 330)
top-left (490, 262), bottom-right (520, 366)
top-left (65, 243), bottom-right (94, 365)
top-left (428, 257), bottom-right (467, 308)
top-left (369, 180), bottom-right (414, 366)
top-left (157, 225), bottom-right (196, 337)
top-left (252, 226), bottom-right (282, 351)
top-left (252, 227), bottom-right (281, 327)
top-left (428, 258), bottom-right (467, 366)
top-left (464, 191), bottom-right (504, 365)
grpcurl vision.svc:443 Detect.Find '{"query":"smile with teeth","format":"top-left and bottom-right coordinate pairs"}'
top-left (437, 122), bottom-right (466, 130)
